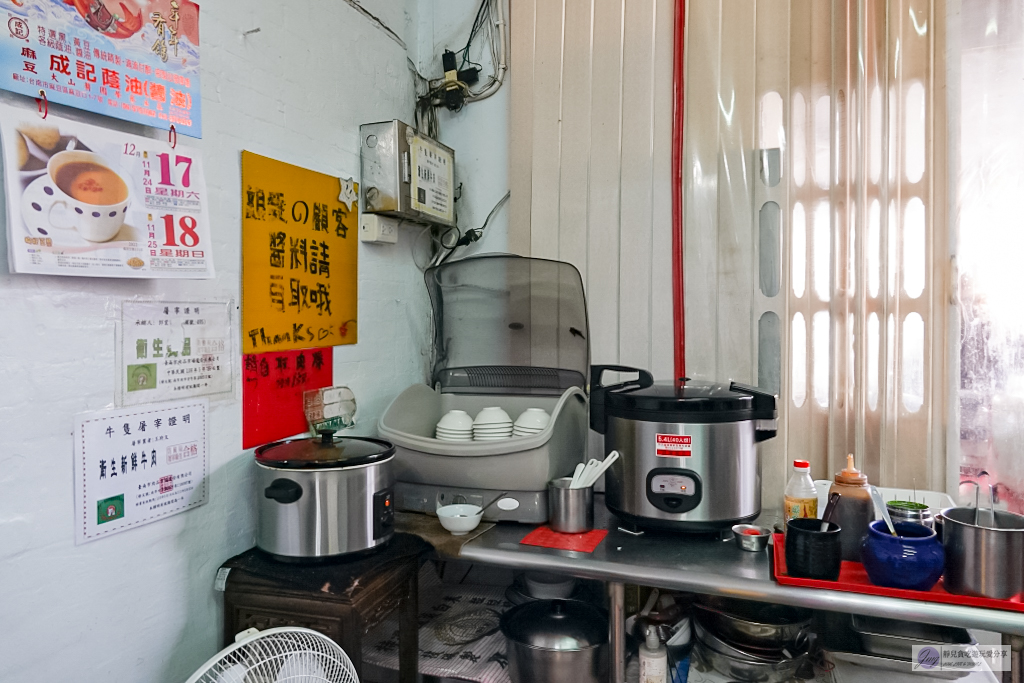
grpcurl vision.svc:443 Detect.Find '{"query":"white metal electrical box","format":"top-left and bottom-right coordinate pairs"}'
top-left (359, 120), bottom-right (456, 228)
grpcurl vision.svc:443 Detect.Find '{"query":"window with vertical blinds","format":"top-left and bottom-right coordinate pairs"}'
top-left (682, 0), bottom-right (948, 493)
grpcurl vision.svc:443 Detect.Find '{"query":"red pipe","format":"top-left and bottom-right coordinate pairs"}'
top-left (671, 0), bottom-right (687, 385)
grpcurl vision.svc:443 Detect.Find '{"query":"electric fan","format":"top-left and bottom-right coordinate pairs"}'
top-left (184, 627), bottom-right (359, 683)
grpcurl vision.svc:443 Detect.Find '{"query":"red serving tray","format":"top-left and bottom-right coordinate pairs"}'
top-left (772, 533), bottom-right (1024, 613)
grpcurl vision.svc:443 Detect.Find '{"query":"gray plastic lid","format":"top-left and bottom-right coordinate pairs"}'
top-left (425, 255), bottom-right (589, 394)
top-left (500, 599), bottom-right (608, 650)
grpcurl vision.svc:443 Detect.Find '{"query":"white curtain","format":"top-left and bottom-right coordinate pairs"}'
top-left (682, 0), bottom-right (948, 494)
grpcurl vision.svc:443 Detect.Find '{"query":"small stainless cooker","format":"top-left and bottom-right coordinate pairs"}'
top-left (255, 430), bottom-right (395, 560)
top-left (591, 366), bottom-right (777, 532)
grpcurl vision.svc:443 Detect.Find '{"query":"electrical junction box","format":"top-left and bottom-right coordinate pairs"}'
top-left (359, 213), bottom-right (399, 244)
top-left (359, 120), bottom-right (456, 228)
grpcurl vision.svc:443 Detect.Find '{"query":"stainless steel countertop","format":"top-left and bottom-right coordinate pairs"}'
top-left (459, 500), bottom-right (1024, 635)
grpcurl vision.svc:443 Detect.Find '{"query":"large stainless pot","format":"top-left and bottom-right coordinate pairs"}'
top-left (255, 431), bottom-right (395, 561)
top-left (500, 599), bottom-right (608, 683)
top-left (590, 366), bottom-right (778, 532)
top-left (938, 506), bottom-right (1024, 599)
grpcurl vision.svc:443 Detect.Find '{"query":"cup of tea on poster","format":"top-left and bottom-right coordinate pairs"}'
top-left (28, 150), bottom-right (132, 242)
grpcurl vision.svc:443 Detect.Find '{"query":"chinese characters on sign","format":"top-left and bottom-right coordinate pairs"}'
top-left (241, 151), bottom-right (358, 353)
top-left (74, 398), bottom-right (209, 544)
top-left (0, 0), bottom-right (201, 136)
top-left (121, 301), bottom-right (231, 405)
top-left (0, 104), bottom-right (213, 277)
top-left (242, 347), bottom-right (333, 449)
top-left (410, 136), bottom-right (454, 223)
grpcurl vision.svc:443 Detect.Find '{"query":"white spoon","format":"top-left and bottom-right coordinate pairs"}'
top-left (582, 450), bottom-right (620, 488)
top-left (569, 462), bottom-right (586, 488)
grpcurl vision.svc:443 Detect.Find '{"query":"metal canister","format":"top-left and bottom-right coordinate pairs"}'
top-left (886, 503), bottom-right (935, 529)
top-left (938, 506), bottom-right (1024, 599)
top-left (548, 477), bottom-right (594, 533)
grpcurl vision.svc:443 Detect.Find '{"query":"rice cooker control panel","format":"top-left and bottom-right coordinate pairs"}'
top-left (373, 488), bottom-right (395, 539)
top-left (646, 468), bottom-right (702, 514)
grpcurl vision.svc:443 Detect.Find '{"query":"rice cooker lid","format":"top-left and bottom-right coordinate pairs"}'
top-left (605, 379), bottom-right (777, 424)
top-left (254, 431), bottom-right (395, 469)
top-left (500, 599), bottom-right (608, 650)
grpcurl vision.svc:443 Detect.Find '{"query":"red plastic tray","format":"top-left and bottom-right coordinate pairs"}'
top-left (772, 533), bottom-right (1024, 613)
top-left (520, 526), bottom-right (608, 553)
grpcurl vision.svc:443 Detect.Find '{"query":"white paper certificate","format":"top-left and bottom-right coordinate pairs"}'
top-left (120, 300), bottom-right (232, 405)
top-left (73, 399), bottom-right (209, 544)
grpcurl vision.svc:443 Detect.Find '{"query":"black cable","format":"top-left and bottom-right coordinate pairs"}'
top-left (459, 0), bottom-right (491, 70)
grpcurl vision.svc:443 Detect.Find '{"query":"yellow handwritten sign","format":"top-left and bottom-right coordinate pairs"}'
top-left (241, 151), bottom-right (357, 353)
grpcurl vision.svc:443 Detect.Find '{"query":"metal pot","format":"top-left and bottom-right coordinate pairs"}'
top-left (500, 599), bottom-right (608, 683)
top-left (938, 506), bottom-right (1024, 599)
top-left (590, 366), bottom-right (777, 532)
top-left (255, 430), bottom-right (395, 560)
top-left (694, 597), bottom-right (811, 649)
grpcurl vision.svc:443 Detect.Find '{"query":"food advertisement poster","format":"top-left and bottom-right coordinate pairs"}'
top-left (0, 103), bottom-right (213, 277)
top-left (120, 300), bottom-right (231, 405)
top-left (242, 347), bottom-right (333, 449)
top-left (241, 150), bottom-right (358, 354)
top-left (74, 398), bottom-right (208, 544)
top-left (0, 0), bottom-right (201, 136)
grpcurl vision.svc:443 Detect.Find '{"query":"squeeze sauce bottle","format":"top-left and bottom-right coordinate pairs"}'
top-left (828, 454), bottom-right (873, 561)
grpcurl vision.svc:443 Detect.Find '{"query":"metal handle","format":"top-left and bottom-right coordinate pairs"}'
top-left (264, 478), bottom-right (303, 504)
top-left (589, 365), bottom-right (654, 434)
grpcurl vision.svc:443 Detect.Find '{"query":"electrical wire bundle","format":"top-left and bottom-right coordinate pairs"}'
top-left (414, 0), bottom-right (507, 134)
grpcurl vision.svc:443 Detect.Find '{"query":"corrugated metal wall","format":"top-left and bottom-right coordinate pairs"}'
top-left (509, 0), bottom-right (677, 381)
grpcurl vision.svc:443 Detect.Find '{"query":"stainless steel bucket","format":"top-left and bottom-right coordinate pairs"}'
top-left (548, 477), bottom-right (594, 533)
top-left (938, 506), bottom-right (1024, 599)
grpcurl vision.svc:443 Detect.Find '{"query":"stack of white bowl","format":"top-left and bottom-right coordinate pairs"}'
top-left (513, 408), bottom-right (551, 437)
top-left (435, 410), bottom-right (473, 441)
top-left (472, 407), bottom-right (513, 440)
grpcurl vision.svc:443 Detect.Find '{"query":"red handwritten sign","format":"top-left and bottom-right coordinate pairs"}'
top-left (242, 347), bottom-right (333, 449)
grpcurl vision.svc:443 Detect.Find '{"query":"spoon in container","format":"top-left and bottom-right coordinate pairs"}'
top-left (869, 485), bottom-right (897, 536)
top-left (820, 492), bottom-right (841, 532)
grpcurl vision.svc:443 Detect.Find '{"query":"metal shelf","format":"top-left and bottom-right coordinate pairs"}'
top-left (460, 500), bottom-right (1024, 636)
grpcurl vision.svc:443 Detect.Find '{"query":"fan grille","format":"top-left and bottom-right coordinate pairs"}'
top-left (188, 628), bottom-right (358, 683)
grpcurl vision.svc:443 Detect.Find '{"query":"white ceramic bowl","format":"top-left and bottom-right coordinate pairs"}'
top-left (438, 409), bottom-right (474, 431)
top-left (524, 571), bottom-right (577, 599)
top-left (473, 425), bottom-right (513, 433)
top-left (436, 433), bottom-right (473, 441)
top-left (436, 426), bottom-right (473, 434)
top-left (515, 408), bottom-right (551, 430)
top-left (474, 407), bottom-right (512, 426)
top-left (436, 504), bottom-right (483, 535)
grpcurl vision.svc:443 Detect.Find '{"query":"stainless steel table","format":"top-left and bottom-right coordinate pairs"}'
top-left (460, 502), bottom-right (1024, 682)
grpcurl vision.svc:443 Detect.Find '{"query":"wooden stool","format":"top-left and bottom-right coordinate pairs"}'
top-left (219, 533), bottom-right (428, 683)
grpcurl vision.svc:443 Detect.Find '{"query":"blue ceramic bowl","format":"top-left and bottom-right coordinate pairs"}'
top-left (861, 520), bottom-right (945, 591)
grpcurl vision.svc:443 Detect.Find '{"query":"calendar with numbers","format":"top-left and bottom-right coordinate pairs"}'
top-left (0, 102), bottom-right (213, 277)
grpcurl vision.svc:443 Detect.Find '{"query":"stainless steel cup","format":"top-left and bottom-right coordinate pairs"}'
top-left (548, 477), bottom-right (594, 533)
top-left (939, 506), bottom-right (1024, 599)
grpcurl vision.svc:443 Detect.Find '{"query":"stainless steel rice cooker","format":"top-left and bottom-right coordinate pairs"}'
top-left (255, 430), bottom-right (395, 560)
top-left (590, 366), bottom-right (777, 532)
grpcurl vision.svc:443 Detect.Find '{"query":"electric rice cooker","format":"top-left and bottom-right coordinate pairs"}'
top-left (255, 430), bottom-right (395, 560)
top-left (590, 365), bottom-right (777, 532)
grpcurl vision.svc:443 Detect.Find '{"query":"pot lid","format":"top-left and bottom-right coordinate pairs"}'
top-left (425, 255), bottom-right (589, 395)
top-left (500, 599), bottom-right (608, 650)
top-left (254, 431), bottom-right (395, 469)
top-left (605, 379), bottom-right (777, 424)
